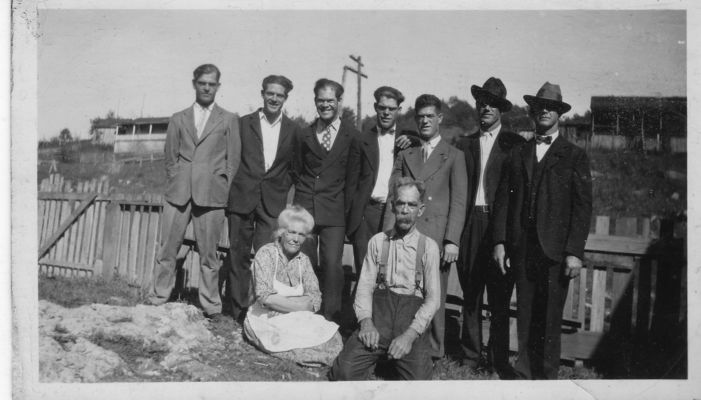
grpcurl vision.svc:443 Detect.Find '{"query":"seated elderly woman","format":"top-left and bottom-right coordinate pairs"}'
top-left (243, 205), bottom-right (343, 366)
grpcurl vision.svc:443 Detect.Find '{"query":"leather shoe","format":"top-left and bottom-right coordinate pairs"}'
top-left (205, 313), bottom-right (227, 323)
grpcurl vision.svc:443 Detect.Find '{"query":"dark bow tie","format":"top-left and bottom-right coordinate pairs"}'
top-left (535, 135), bottom-right (552, 145)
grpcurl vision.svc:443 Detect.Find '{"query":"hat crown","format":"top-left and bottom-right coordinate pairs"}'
top-left (480, 77), bottom-right (507, 99)
top-left (535, 81), bottom-right (563, 103)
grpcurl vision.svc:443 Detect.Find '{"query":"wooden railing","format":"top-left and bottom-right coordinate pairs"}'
top-left (38, 174), bottom-right (686, 375)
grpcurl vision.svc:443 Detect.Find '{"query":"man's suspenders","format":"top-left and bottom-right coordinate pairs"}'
top-left (376, 231), bottom-right (427, 295)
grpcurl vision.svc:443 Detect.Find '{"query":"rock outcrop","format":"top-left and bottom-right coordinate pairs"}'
top-left (39, 300), bottom-right (226, 382)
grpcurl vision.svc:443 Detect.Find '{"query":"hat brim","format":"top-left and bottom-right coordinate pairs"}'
top-left (471, 85), bottom-right (512, 112)
top-left (523, 95), bottom-right (571, 114)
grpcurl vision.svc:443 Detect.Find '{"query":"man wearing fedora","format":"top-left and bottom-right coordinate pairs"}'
top-left (491, 82), bottom-right (592, 379)
top-left (455, 77), bottom-right (524, 378)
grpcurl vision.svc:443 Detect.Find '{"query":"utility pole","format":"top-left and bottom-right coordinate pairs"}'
top-left (343, 55), bottom-right (368, 130)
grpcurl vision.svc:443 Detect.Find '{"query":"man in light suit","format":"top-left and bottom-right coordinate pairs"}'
top-left (385, 94), bottom-right (468, 359)
top-left (347, 86), bottom-right (417, 291)
top-left (147, 64), bottom-right (241, 320)
top-left (224, 75), bottom-right (301, 321)
top-left (455, 77), bottom-right (524, 377)
top-left (294, 78), bottom-right (361, 324)
top-left (492, 82), bottom-right (592, 379)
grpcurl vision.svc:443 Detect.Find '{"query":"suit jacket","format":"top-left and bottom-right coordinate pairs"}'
top-left (385, 138), bottom-right (468, 247)
top-left (346, 127), bottom-right (418, 237)
top-left (293, 120), bottom-right (361, 227)
top-left (164, 103), bottom-right (241, 208)
top-left (227, 110), bottom-right (301, 216)
top-left (491, 134), bottom-right (593, 263)
top-left (455, 129), bottom-right (525, 225)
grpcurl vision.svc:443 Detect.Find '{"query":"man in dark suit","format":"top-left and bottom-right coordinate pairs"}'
top-left (492, 82), bottom-right (592, 379)
top-left (224, 75), bottom-right (301, 321)
top-left (294, 78), bottom-right (361, 324)
top-left (455, 77), bottom-right (524, 377)
top-left (385, 94), bottom-right (468, 359)
top-left (147, 64), bottom-right (241, 320)
top-left (347, 86), bottom-right (416, 289)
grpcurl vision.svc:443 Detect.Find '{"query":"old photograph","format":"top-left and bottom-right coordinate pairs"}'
top-left (10, 0), bottom-right (699, 399)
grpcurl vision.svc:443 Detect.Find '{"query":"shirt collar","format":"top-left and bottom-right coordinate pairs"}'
top-left (194, 102), bottom-right (215, 113)
top-left (259, 110), bottom-right (283, 126)
top-left (480, 122), bottom-right (501, 138)
top-left (424, 134), bottom-right (441, 149)
top-left (377, 124), bottom-right (397, 136)
top-left (316, 117), bottom-right (341, 134)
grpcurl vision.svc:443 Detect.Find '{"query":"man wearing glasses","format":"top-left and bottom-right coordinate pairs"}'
top-left (224, 75), bottom-right (302, 322)
top-left (347, 86), bottom-right (417, 295)
top-left (294, 78), bottom-right (361, 325)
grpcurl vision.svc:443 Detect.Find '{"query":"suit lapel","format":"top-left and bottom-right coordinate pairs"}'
top-left (419, 139), bottom-right (449, 181)
top-left (362, 127), bottom-right (380, 172)
top-left (303, 122), bottom-right (325, 160)
top-left (403, 147), bottom-right (423, 179)
top-left (250, 112), bottom-right (263, 146)
top-left (197, 104), bottom-right (224, 144)
top-left (541, 134), bottom-right (568, 172)
top-left (521, 140), bottom-right (536, 183)
top-left (267, 115), bottom-right (294, 171)
top-left (183, 106), bottom-right (198, 143)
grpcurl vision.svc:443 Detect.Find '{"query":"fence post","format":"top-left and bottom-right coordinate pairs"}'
top-left (101, 196), bottom-right (121, 280)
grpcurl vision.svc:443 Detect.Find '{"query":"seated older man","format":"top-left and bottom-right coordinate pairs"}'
top-left (329, 177), bottom-right (440, 380)
top-left (243, 205), bottom-right (342, 366)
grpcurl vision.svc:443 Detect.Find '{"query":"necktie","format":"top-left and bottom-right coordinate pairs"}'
top-left (535, 135), bottom-right (552, 145)
top-left (422, 144), bottom-right (429, 162)
top-left (321, 127), bottom-right (332, 151)
top-left (196, 108), bottom-right (208, 138)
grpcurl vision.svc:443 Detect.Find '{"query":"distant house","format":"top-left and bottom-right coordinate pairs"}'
top-left (590, 96), bottom-right (686, 152)
top-left (90, 118), bottom-right (132, 145)
top-left (112, 117), bottom-right (170, 155)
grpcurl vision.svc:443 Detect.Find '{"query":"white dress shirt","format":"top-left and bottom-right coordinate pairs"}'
top-left (259, 111), bottom-right (283, 171)
top-left (193, 102), bottom-right (214, 138)
top-left (315, 117), bottom-right (341, 150)
top-left (422, 134), bottom-right (441, 161)
top-left (370, 125), bottom-right (396, 202)
top-left (475, 123), bottom-right (501, 206)
top-left (536, 131), bottom-right (559, 162)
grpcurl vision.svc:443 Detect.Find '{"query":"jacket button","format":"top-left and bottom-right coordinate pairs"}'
top-left (428, 196), bottom-right (432, 201)
top-left (316, 176), bottom-right (320, 179)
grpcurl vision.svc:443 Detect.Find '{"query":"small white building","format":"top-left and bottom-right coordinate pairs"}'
top-left (114, 117), bottom-right (170, 155)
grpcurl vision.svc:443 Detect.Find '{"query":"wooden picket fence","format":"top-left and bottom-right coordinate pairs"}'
top-left (37, 173), bottom-right (686, 373)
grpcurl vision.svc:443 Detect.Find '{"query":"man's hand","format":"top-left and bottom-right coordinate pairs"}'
top-left (492, 243), bottom-right (510, 275)
top-left (388, 329), bottom-right (418, 360)
top-left (564, 255), bottom-right (583, 279)
top-left (395, 134), bottom-right (413, 150)
top-left (358, 318), bottom-right (380, 350)
top-left (443, 243), bottom-right (459, 264)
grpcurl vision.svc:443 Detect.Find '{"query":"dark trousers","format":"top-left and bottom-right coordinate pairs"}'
top-left (329, 289), bottom-right (433, 380)
top-left (429, 266), bottom-right (450, 359)
top-left (458, 211), bottom-right (515, 372)
top-left (514, 228), bottom-right (569, 379)
top-left (149, 201), bottom-right (225, 315)
top-left (224, 203), bottom-right (277, 319)
top-left (351, 201), bottom-right (387, 285)
top-left (301, 224), bottom-right (346, 322)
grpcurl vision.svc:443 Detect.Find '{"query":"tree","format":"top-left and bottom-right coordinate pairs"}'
top-left (59, 128), bottom-right (72, 143)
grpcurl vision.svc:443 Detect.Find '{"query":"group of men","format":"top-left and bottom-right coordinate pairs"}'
top-left (146, 63), bottom-right (592, 381)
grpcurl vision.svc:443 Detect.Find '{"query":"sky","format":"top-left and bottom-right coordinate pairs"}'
top-left (37, 8), bottom-right (686, 140)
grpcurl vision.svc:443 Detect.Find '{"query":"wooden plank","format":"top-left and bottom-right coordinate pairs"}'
top-left (48, 199), bottom-right (60, 259)
top-left (73, 183), bottom-right (87, 263)
top-left (66, 195), bottom-right (80, 263)
top-left (595, 215), bottom-right (610, 235)
top-left (589, 268), bottom-right (607, 332)
top-left (118, 202), bottom-right (131, 278)
top-left (136, 202), bottom-right (150, 288)
top-left (189, 250), bottom-right (200, 290)
top-left (37, 198), bottom-right (46, 239)
top-left (641, 218), bottom-right (651, 239)
top-left (80, 180), bottom-right (96, 265)
top-left (56, 199), bottom-right (71, 261)
top-left (585, 234), bottom-right (652, 256)
top-left (128, 203), bottom-right (142, 283)
top-left (38, 258), bottom-right (93, 271)
top-left (38, 194), bottom-right (98, 260)
top-left (578, 266), bottom-right (588, 328)
top-left (610, 267), bottom-right (634, 337)
top-left (100, 200), bottom-right (122, 280)
top-left (142, 206), bottom-right (159, 291)
top-left (93, 180), bottom-right (109, 266)
top-left (563, 276), bottom-right (576, 321)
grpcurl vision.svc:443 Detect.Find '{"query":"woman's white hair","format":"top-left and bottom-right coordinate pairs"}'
top-left (273, 205), bottom-right (315, 240)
